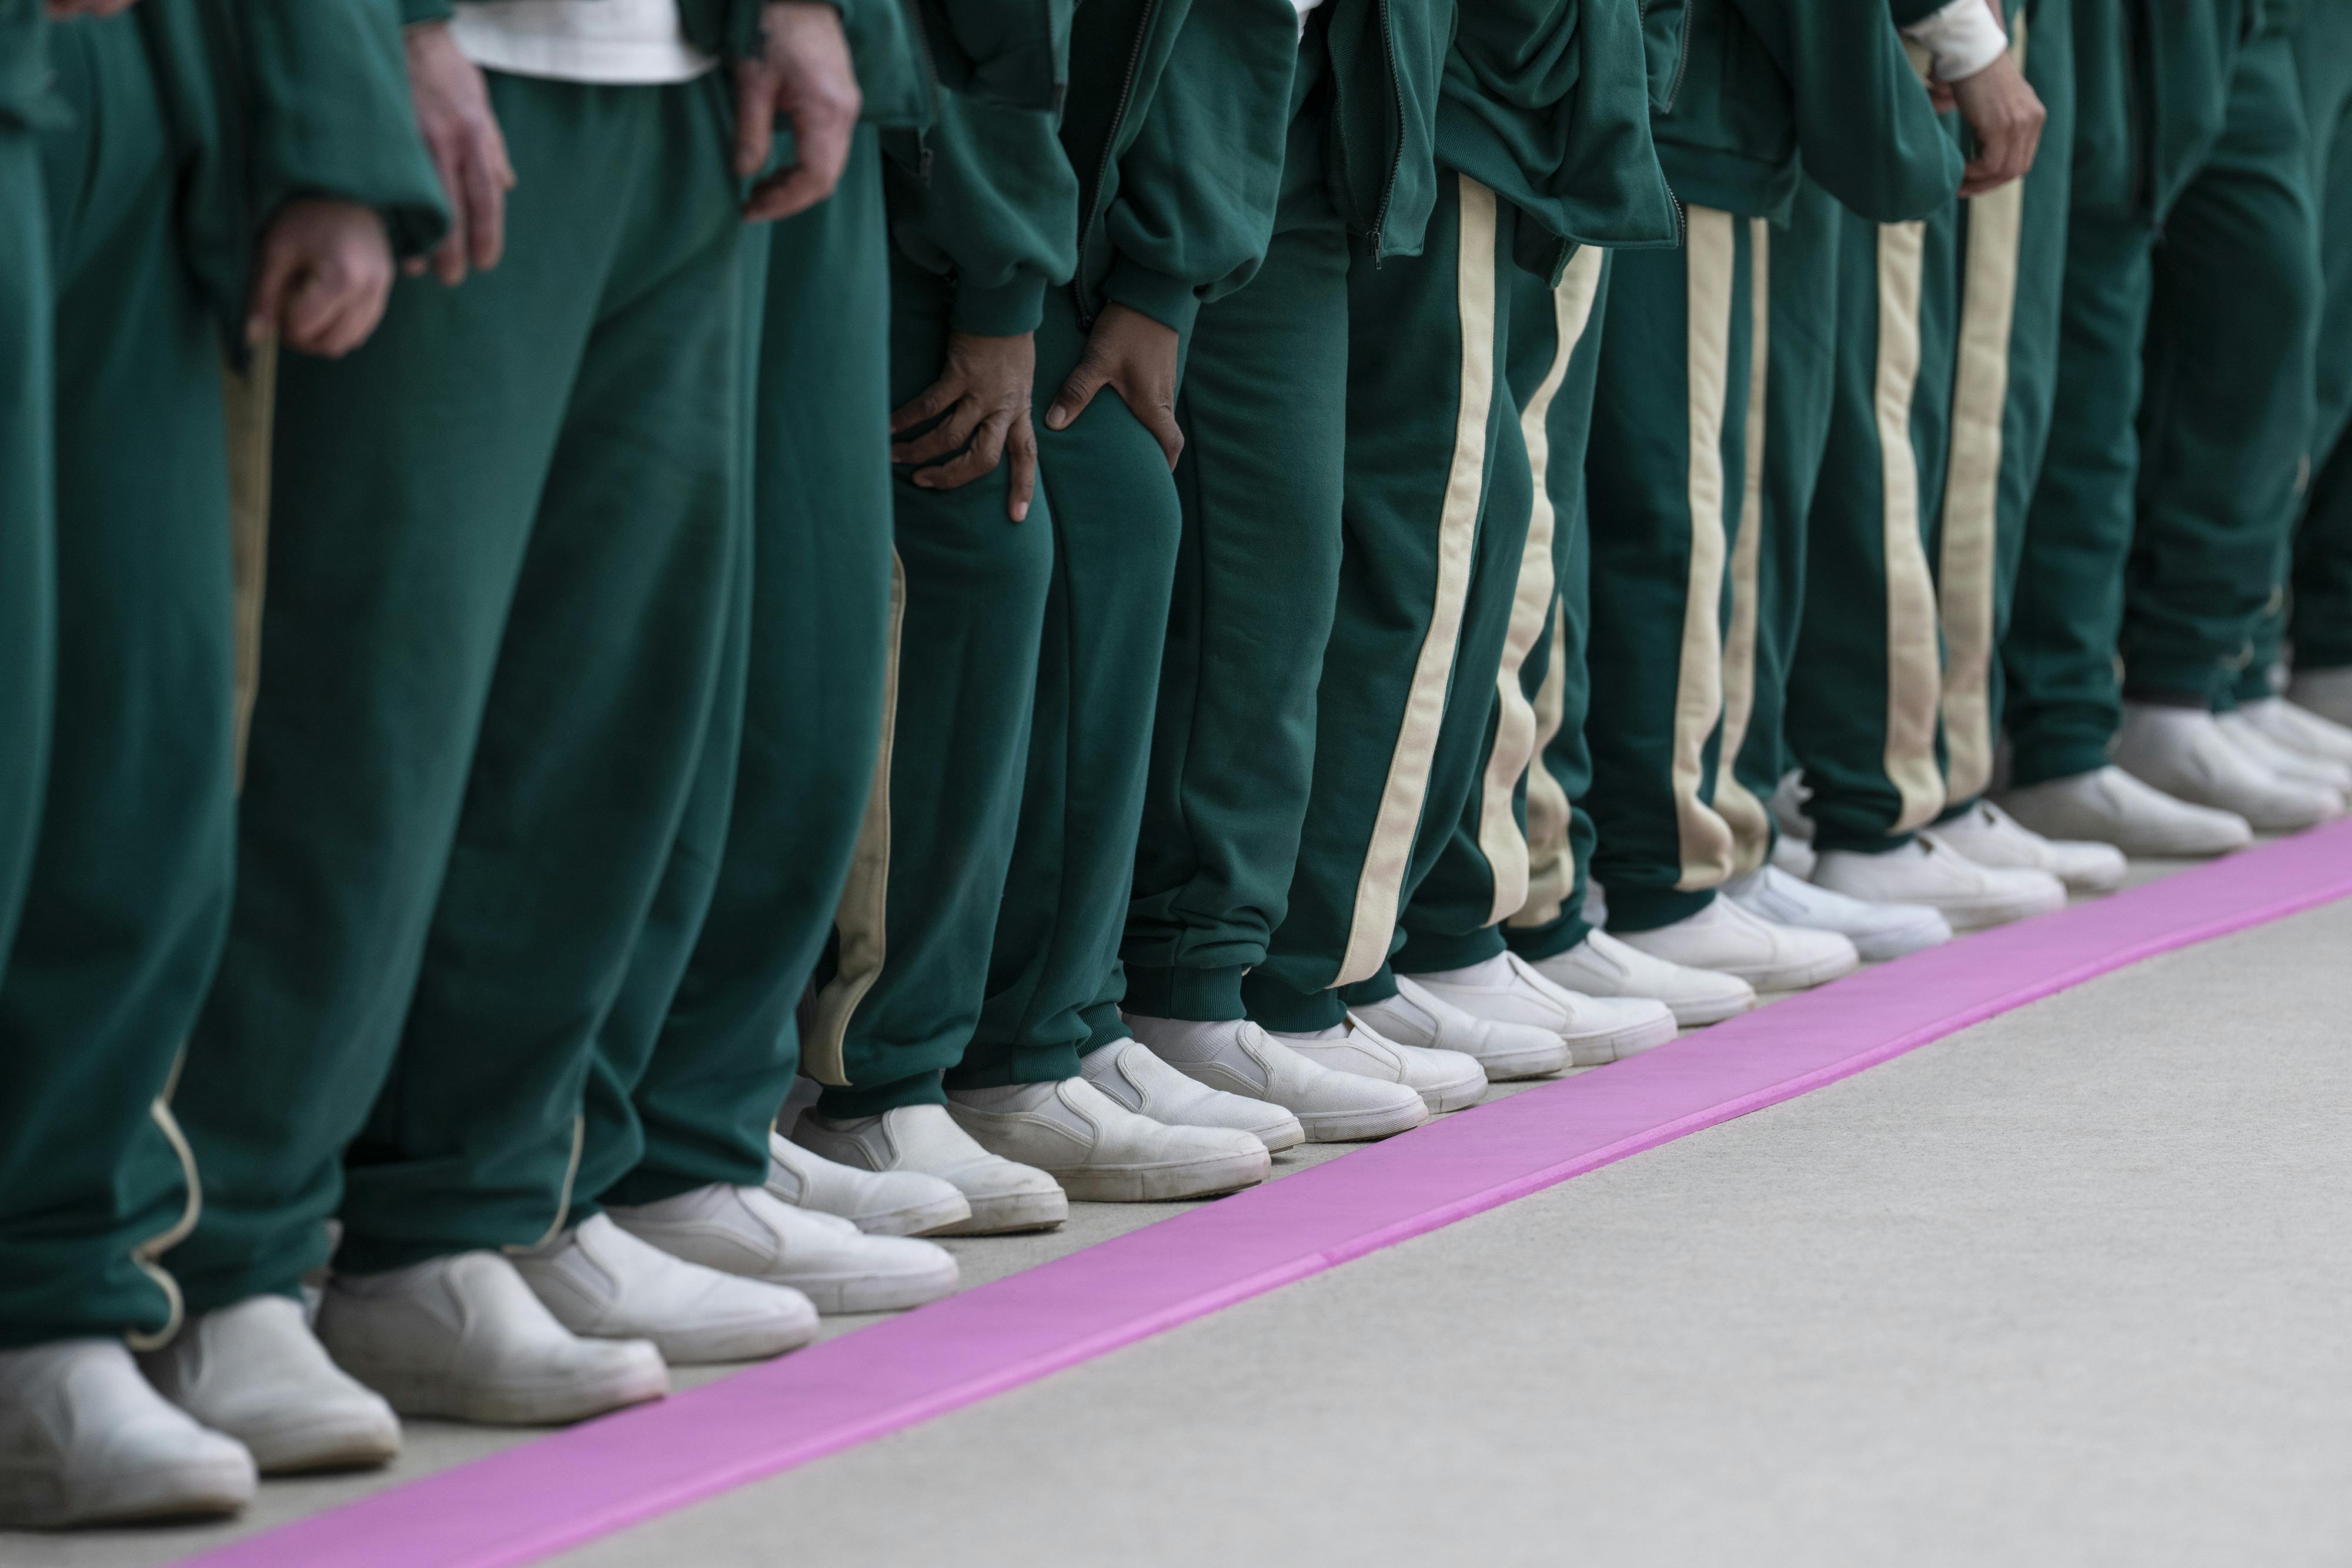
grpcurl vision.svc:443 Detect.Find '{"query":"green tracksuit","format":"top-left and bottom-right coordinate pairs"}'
top-left (1579, 0), bottom-right (1960, 928)
top-left (2004, 6), bottom-right (2309, 782)
top-left (1792, 1), bottom-right (2076, 848)
top-left (0, 0), bottom-right (53, 971)
top-left (0, 1), bottom-right (442, 1348)
top-left (1121, 1), bottom-right (1449, 1025)
top-left (168, 62), bottom-right (754, 1300)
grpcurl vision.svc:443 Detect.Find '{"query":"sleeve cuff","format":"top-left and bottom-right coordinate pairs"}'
top-left (950, 272), bottom-right (1048, 337)
top-left (401, 0), bottom-right (456, 27)
top-left (1101, 257), bottom-right (1201, 338)
top-left (1899, 0), bottom-right (2009, 83)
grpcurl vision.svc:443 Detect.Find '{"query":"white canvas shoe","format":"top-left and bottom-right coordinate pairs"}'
top-left (610, 1183), bottom-right (958, 1315)
top-left (2235, 694), bottom-right (2352, 765)
top-left (139, 1295), bottom-right (399, 1475)
top-left (764, 1131), bottom-right (971, 1238)
top-left (1769, 773), bottom-right (1813, 841)
top-left (1613, 895), bottom-right (1860, 991)
top-left (1078, 1038), bottom-right (1305, 1152)
top-left (1724, 865), bottom-right (1952, 962)
top-left (1268, 1017), bottom-right (1489, 1115)
top-left (791, 1104), bottom-right (1068, 1236)
top-left (2216, 708), bottom-right (2352, 793)
top-left (2287, 665), bottom-right (2352, 728)
top-left (1527, 928), bottom-right (1753, 1028)
top-left (1995, 765), bottom-right (2253, 858)
top-left (1769, 833), bottom-right (1818, 880)
top-left (0, 1340), bottom-right (256, 1528)
top-left (1812, 838), bottom-right (2065, 931)
top-left (512, 1214), bottom-right (817, 1365)
top-left (1121, 1015), bottom-right (1429, 1142)
top-left (945, 1079), bottom-right (1271, 1202)
top-left (2113, 703), bottom-right (2343, 831)
top-left (1923, 800), bottom-right (2128, 895)
top-left (318, 1251), bottom-right (671, 1422)
top-left (1394, 954), bottom-right (1675, 1068)
top-left (1352, 974), bottom-right (1570, 1081)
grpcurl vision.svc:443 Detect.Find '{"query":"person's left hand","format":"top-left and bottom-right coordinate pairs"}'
top-left (1044, 303), bottom-right (1184, 471)
top-left (735, 1), bottom-right (862, 222)
top-left (245, 199), bottom-right (396, 358)
top-left (891, 330), bottom-right (1040, 521)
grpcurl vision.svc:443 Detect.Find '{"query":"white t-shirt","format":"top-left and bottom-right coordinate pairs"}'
top-left (1294, 0), bottom-right (1323, 39)
top-left (450, 0), bottom-right (716, 85)
top-left (1899, 0), bottom-right (2009, 83)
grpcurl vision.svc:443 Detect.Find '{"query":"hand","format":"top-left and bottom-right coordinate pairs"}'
top-left (46, 0), bottom-right (141, 15)
top-left (735, 1), bottom-right (861, 222)
top-left (1947, 9), bottom-right (2043, 198)
top-left (404, 21), bottom-right (514, 286)
top-left (891, 331), bottom-right (1039, 521)
top-left (1044, 303), bottom-right (1184, 470)
top-left (245, 199), bottom-right (396, 357)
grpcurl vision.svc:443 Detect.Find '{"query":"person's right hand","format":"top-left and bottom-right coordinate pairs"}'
top-left (45, 1), bottom-right (141, 17)
top-left (1946, 5), bottom-right (2044, 198)
top-left (891, 331), bottom-right (1040, 523)
top-left (1044, 303), bottom-right (1184, 472)
top-left (403, 21), bottom-right (515, 286)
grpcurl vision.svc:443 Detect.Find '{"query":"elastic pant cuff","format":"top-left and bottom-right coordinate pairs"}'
top-left (1502, 910), bottom-right (1592, 964)
top-left (947, 1042), bottom-right (1085, 1094)
top-left (1120, 962), bottom-right (1248, 1022)
top-left (1392, 924), bottom-right (1508, 976)
top-left (2006, 739), bottom-right (2112, 791)
top-left (1337, 967), bottom-right (1401, 1009)
top-left (2120, 678), bottom-right (2216, 710)
top-left (1809, 830), bottom-right (1917, 856)
top-left (1240, 972), bottom-right (1348, 1034)
top-left (1933, 795), bottom-right (1981, 825)
top-left (1598, 885), bottom-right (1717, 932)
top-left (814, 1074), bottom-right (948, 1121)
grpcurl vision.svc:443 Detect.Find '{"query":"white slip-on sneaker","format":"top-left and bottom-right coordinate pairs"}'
top-left (1770, 833), bottom-right (1818, 880)
top-left (2287, 665), bottom-right (2352, 729)
top-left (1724, 865), bottom-right (1952, 962)
top-left (612, 1183), bottom-right (957, 1315)
top-left (317, 1251), bottom-right (670, 1423)
top-left (512, 1215), bottom-right (817, 1365)
top-left (1268, 1017), bottom-right (1489, 1115)
top-left (1922, 800), bottom-right (2128, 895)
top-left (0, 1340), bottom-right (256, 1528)
top-left (946, 1078), bottom-right (1271, 1202)
top-left (139, 1295), bottom-right (399, 1475)
top-left (791, 1104), bottom-right (1068, 1236)
top-left (1078, 1038), bottom-right (1305, 1152)
top-left (764, 1130), bottom-right (971, 1238)
top-left (2235, 694), bottom-right (2352, 765)
top-left (1613, 895), bottom-right (1860, 991)
top-left (1995, 765), bottom-right (2253, 858)
top-left (1768, 772), bottom-right (1813, 841)
top-left (1396, 954), bottom-right (1675, 1068)
top-left (1352, 974), bottom-right (1569, 1081)
top-left (2113, 703), bottom-right (2343, 831)
top-left (1121, 1015), bottom-right (1429, 1142)
top-left (1812, 839), bottom-right (2066, 932)
top-left (2216, 709), bottom-right (2352, 794)
top-left (1527, 928), bottom-right (1753, 1028)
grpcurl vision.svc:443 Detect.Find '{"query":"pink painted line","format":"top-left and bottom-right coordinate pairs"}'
top-left (181, 821), bottom-right (2352, 1568)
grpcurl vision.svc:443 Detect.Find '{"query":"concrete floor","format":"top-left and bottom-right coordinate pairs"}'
top-left (18, 865), bottom-right (2350, 1567)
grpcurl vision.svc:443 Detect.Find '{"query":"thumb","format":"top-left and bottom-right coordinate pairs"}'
top-left (245, 235), bottom-right (301, 346)
top-left (1046, 355), bottom-right (1108, 432)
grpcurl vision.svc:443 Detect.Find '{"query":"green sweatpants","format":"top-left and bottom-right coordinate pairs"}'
top-left (1578, 208), bottom-right (1759, 927)
top-left (1241, 173), bottom-right (1531, 1032)
top-left (1121, 112), bottom-right (1351, 1025)
top-left (1784, 180), bottom-right (1961, 853)
top-left (804, 247), bottom-right (1057, 1118)
top-left (1397, 246), bottom-right (1608, 972)
top-left (2007, 34), bottom-right (2316, 777)
top-left (572, 131), bottom-right (894, 1212)
top-left (169, 71), bottom-right (750, 1301)
top-left (0, 126), bottom-right (51, 966)
top-left (0, 18), bottom-right (227, 1348)
top-left (2278, 18), bottom-right (2352, 675)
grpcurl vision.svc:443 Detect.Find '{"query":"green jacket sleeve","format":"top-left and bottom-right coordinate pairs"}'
top-left (242, 0), bottom-right (450, 262)
top-left (1732, 0), bottom-right (1962, 220)
top-left (913, 0), bottom-right (1071, 112)
top-left (1, 0), bottom-right (62, 130)
top-left (886, 89), bottom-right (1078, 336)
top-left (1098, 0), bottom-right (1296, 337)
top-left (843, 0), bottom-right (933, 128)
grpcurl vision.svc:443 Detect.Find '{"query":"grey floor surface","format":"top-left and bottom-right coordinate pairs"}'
top-left (19, 858), bottom-right (2349, 1567)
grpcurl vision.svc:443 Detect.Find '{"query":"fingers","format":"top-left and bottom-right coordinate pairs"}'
top-left (426, 142), bottom-right (471, 286)
top-left (1139, 392), bottom-right (1184, 471)
top-left (913, 411), bottom-right (1012, 492)
top-left (1044, 357), bottom-right (1106, 432)
top-left (244, 240), bottom-right (299, 346)
top-left (741, 162), bottom-right (832, 223)
top-left (779, 93), bottom-right (855, 213)
top-left (460, 127), bottom-right (508, 273)
top-left (891, 375), bottom-right (964, 434)
top-left (1004, 416), bottom-right (1037, 523)
top-left (891, 397), bottom-right (984, 466)
top-left (733, 59), bottom-right (778, 180)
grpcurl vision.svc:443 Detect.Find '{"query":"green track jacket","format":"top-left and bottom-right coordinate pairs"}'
top-left (2070, 0), bottom-right (2260, 225)
top-left (1061, 0), bottom-right (1298, 336)
top-left (137, 0), bottom-right (448, 359)
top-left (1, 0), bottom-right (58, 130)
top-left (1644, 0), bottom-right (1962, 223)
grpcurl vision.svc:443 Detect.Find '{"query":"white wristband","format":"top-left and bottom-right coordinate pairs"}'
top-left (1900, 0), bottom-right (2009, 83)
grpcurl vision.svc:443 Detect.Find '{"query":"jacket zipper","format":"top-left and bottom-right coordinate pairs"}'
top-left (1661, 0), bottom-right (1694, 115)
top-left (1073, 0), bottom-right (1157, 329)
top-left (1365, 0), bottom-right (1402, 261)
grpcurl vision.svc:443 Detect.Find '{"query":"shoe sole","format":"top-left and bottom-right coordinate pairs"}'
top-left (1663, 991), bottom-right (1753, 1028)
top-left (1294, 1096), bottom-right (1430, 1142)
top-left (1252, 1117), bottom-right (1308, 1154)
top-left (779, 1257), bottom-right (961, 1315)
top-left (1465, 1042), bottom-right (1572, 1082)
top-left (241, 1411), bottom-right (402, 1476)
top-left (1047, 1147), bottom-right (1272, 1203)
top-left (1939, 893), bottom-right (2069, 933)
top-left (1849, 922), bottom-right (1954, 962)
top-left (847, 1192), bottom-right (977, 1238)
top-left (333, 1355), bottom-right (671, 1425)
top-left (1417, 1073), bottom-right (1491, 1114)
top-left (0, 1459), bottom-right (253, 1529)
top-left (931, 1189), bottom-right (1069, 1236)
top-left (1568, 1010), bottom-right (1682, 1063)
